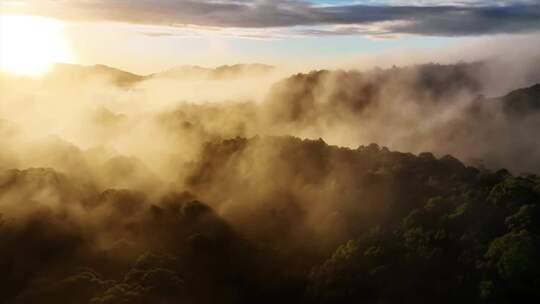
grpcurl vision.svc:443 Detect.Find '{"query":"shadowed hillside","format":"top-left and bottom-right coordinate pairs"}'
top-left (502, 83), bottom-right (540, 117)
top-left (1, 136), bottom-right (539, 303)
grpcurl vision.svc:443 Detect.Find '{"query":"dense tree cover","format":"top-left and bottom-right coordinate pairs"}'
top-left (308, 174), bottom-right (540, 303)
top-left (502, 83), bottom-right (540, 118)
top-left (1, 136), bottom-right (539, 303)
top-left (265, 62), bottom-right (484, 125)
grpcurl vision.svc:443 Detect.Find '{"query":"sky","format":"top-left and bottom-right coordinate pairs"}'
top-left (1, 0), bottom-right (540, 74)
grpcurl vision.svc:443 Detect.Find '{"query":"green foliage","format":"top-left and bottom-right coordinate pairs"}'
top-left (485, 230), bottom-right (538, 281)
top-left (505, 205), bottom-right (539, 232)
top-left (2, 137), bottom-right (540, 303)
top-left (488, 176), bottom-right (538, 211)
top-left (479, 280), bottom-right (495, 301)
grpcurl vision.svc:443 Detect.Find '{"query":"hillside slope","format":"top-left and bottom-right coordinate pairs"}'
top-left (1, 136), bottom-right (539, 303)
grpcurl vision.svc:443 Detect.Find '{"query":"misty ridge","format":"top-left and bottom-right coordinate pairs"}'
top-left (3, 57), bottom-right (540, 174)
top-left (1, 57), bottom-right (540, 303)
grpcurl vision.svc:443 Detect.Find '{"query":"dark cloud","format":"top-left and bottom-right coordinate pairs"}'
top-left (6, 0), bottom-right (540, 36)
top-left (390, 4), bottom-right (540, 36)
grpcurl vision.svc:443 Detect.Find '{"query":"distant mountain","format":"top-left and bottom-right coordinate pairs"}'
top-left (48, 63), bottom-right (145, 86)
top-left (153, 63), bottom-right (274, 80)
top-left (28, 63), bottom-right (275, 85)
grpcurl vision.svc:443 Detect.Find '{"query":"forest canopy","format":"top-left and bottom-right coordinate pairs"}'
top-left (0, 136), bottom-right (539, 303)
top-left (1, 62), bottom-right (540, 303)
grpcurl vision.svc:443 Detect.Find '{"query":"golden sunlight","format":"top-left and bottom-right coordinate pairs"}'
top-left (0, 14), bottom-right (72, 76)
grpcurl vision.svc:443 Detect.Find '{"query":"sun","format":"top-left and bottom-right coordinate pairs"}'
top-left (0, 14), bottom-right (73, 76)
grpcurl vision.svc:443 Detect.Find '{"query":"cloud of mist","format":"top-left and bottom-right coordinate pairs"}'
top-left (1, 52), bottom-right (540, 208)
top-left (1, 49), bottom-right (540, 302)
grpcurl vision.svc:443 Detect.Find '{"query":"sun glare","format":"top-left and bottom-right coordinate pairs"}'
top-left (0, 14), bottom-right (73, 76)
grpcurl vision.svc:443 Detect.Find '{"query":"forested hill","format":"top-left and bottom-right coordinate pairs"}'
top-left (1, 136), bottom-right (539, 303)
top-left (502, 83), bottom-right (540, 117)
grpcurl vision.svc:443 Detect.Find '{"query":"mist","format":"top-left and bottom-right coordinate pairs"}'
top-left (1, 50), bottom-right (540, 303)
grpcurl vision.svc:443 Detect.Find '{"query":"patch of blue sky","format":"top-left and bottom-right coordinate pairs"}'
top-left (220, 33), bottom-right (456, 61)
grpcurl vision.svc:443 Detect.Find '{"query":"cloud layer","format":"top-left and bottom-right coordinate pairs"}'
top-left (2, 0), bottom-right (540, 36)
